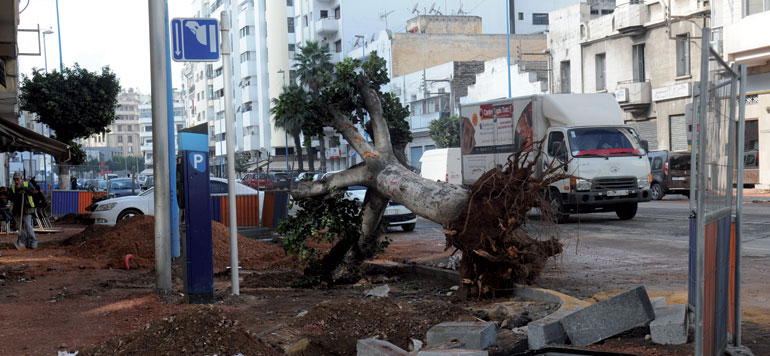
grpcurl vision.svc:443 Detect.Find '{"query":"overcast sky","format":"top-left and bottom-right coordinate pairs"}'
top-left (17, 0), bottom-right (508, 94)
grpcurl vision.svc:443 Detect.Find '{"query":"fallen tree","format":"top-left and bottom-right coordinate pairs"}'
top-left (280, 54), bottom-right (565, 297)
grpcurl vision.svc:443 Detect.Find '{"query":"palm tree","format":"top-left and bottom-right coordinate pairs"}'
top-left (294, 41), bottom-right (334, 173)
top-left (271, 84), bottom-right (308, 172)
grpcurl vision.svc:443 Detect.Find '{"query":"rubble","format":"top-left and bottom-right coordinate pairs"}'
top-left (426, 322), bottom-right (496, 350)
top-left (650, 304), bottom-right (688, 345)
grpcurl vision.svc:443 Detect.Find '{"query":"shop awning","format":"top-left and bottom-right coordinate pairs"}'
top-left (0, 116), bottom-right (70, 162)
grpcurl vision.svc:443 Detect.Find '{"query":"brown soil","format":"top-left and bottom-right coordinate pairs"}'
top-left (67, 216), bottom-right (300, 272)
top-left (242, 269), bottom-right (305, 288)
top-left (287, 298), bottom-right (472, 355)
top-left (57, 213), bottom-right (95, 224)
top-left (81, 305), bottom-right (281, 356)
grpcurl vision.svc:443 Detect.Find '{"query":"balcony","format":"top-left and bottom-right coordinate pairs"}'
top-left (614, 3), bottom-right (648, 35)
top-left (615, 81), bottom-right (651, 112)
top-left (242, 85), bottom-right (259, 103)
top-left (241, 111), bottom-right (256, 127)
top-left (723, 11), bottom-right (770, 65)
top-left (409, 111), bottom-right (449, 133)
top-left (315, 18), bottom-right (339, 35)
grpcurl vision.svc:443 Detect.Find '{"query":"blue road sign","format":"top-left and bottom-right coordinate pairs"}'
top-left (171, 18), bottom-right (220, 62)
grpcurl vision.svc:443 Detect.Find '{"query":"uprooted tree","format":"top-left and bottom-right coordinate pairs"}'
top-left (279, 53), bottom-right (566, 298)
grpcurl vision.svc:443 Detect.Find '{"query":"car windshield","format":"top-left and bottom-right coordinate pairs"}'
top-left (348, 185), bottom-right (367, 191)
top-left (110, 179), bottom-right (134, 190)
top-left (568, 127), bottom-right (642, 157)
top-left (96, 180), bottom-right (107, 190)
top-left (670, 154), bottom-right (692, 170)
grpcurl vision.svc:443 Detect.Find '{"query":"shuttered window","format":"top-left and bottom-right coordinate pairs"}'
top-left (670, 115), bottom-right (688, 151)
top-left (626, 119), bottom-right (658, 151)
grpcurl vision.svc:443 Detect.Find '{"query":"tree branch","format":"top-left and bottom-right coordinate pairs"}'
top-left (291, 164), bottom-right (371, 199)
top-left (357, 81), bottom-right (394, 161)
top-left (328, 107), bottom-right (381, 163)
top-left (359, 190), bottom-right (389, 258)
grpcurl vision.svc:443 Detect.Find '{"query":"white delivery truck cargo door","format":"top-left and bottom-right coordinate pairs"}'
top-left (542, 94), bottom-right (623, 127)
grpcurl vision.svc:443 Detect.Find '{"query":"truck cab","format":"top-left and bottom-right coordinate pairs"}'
top-left (544, 125), bottom-right (652, 223)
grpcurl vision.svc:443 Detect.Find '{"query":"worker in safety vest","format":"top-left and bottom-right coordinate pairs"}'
top-left (10, 172), bottom-right (37, 249)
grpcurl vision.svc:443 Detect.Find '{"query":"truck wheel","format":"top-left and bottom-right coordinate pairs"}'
top-left (547, 190), bottom-right (570, 224)
top-left (651, 183), bottom-right (664, 201)
top-left (615, 203), bottom-right (638, 220)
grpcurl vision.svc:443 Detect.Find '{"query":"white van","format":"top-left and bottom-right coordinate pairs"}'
top-left (420, 148), bottom-right (462, 185)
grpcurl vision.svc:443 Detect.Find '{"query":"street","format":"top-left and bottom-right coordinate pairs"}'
top-left (398, 196), bottom-right (770, 351)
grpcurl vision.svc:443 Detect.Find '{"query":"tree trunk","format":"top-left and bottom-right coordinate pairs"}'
top-left (58, 165), bottom-right (70, 191)
top-left (307, 146), bottom-right (316, 171)
top-left (293, 133), bottom-right (304, 172)
top-left (318, 133), bottom-right (327, 173)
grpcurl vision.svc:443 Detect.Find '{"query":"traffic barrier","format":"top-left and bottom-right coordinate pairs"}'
top-left (51, 190), bottom-right (107, 215)
top-left (210, 191), bottom-right (289, 228)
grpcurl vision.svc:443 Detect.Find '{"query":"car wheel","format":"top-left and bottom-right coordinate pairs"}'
top-left (401, 223), bottom-right (416, 232)
top-left (117, 209), bottom-right (143, 221)
top-left (615, 202), bottom-right (638, 220)
top-left (547, 190), bottom-right (570, 224)
top-left (651, 183), bottom-right (664, 200)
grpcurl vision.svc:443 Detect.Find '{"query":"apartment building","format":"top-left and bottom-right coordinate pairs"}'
top-left (83, 89), bottom-right (147, 158)
top-left (138, 89), bottom-right (186, 170)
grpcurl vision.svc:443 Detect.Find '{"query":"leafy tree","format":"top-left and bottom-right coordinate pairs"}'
top-left (20, 64), bottom-right (121, 186)
top-left (429, 115), bottom-right (461, 148)
top-left (235, 155), bottom-right (248, 176)
top-left (294, 41), bottom-right (334, 173)
top-left (271, 84), bottom-right (308, 171)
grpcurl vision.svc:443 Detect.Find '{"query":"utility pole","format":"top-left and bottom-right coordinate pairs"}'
top-left (221, 11), bottom-right (240, 295)
top-left (148, 0), bottom-right (172, 293)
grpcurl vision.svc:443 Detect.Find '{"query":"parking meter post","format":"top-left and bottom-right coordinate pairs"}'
top-left (148, 0), bottom-right (172, 293)
top-left (220, 11), bottom-right (240, 295)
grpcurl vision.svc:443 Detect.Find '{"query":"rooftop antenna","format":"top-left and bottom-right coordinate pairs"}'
top-left (457, 2), bottom-right (465, 15)
top-left (379, 10), bottom-right (395, 29)
top-left (429, 2), bottom-right (436, 14)
top-left (411, 3), bottom-right (420, 15)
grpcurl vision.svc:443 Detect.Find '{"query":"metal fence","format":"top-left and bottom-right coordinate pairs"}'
top-left (689, 27), bottom-right (746, 356)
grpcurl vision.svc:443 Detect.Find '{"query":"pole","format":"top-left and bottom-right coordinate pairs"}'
top-left (164, 2), bottom-right (180, 258)
top-left (220, 11), bottom-right (240, 295)
top-left (734, 64), bottom-right (747, 346)
top-left (279, 70), bottom-right (289, 173)
top-left (148, 0), bottom-right (172, 293)
top-left (42, 32), bottom-right (50, 192)
top-left (505, 0), bottom-right (512, 98)
top-left (55, 0), bottom-right (63, 71)
top-left (219, 118), bottom-right (224, 177)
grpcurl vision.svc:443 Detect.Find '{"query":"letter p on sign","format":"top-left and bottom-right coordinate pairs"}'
top-left (189, 152), bottom-right (206, 173)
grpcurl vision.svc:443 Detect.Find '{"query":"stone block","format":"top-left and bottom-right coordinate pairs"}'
top-left (418, 350), bottom-right (488, 356)
top-left (650, 296), bottom-right (667, 308)
top-left (426, 322), bottom-right (496, 350)
top-left (559, 286), bottom-right (655, 347)
top-left (357, 338), bottom-right (410, 356)
top-left (650, 304), bottom-right (688, 345)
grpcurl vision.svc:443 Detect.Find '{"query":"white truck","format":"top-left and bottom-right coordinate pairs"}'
top-left (419, 148), bottom-right (462, 185)
top-left (459, 93), bottom-right (652, 223)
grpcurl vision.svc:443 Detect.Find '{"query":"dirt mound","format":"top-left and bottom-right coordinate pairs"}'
top-left (57, 213), bottom-right (93, 225)
top-left (242, 269), bottom-right (304, 288)
top-left (69, 215), bottom-right (300, 272)
top-left (291, 298), bottom-right (470, 355)
top-left (80, 305), bottom-right (281, 356)
top-left (61, 224), bottom-right (113, 246)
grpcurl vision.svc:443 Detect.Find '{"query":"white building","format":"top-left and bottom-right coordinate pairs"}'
top-left (714, 0), bottom-right (770, 187)
top-left (138, 89), bottom-right (186, 170)
top-left (508, 0), bottom-right (612, 34)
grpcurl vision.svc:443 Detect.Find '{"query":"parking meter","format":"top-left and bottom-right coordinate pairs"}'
top-left (178, 124), bottom-right (214, 304)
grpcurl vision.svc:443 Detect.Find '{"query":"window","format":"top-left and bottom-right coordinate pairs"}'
top-left (591, 9), bottom-right (599, 15)
top-left (595, 53), bottom-right (606, 91)
top-left (240, 51), bottom-right (252, 63)
top-left (144, 125), bottom-right (152, 132)
top-left (676, 34), bottom-right (690, 76)
top-left (532, 13), bottom-right (548, 25)
top-left (118, 136), bottom-right (123, 143)
top-left (286, 0), bottom-right (293, 6)
top-left (601, 9), bottom-right (614, 14)
top-left (320, 10), bottom-right (328, 18)
top-left (632, 44), bottom-right (645, 82)
top-left (303, 15), bottom-right (308, 27)
top-left (334, 6), bottom-right (341, 19)
top-left (547, 131), bottom-right (566, 157)
top-left (128, 136), bottom-right (133, 143)
top-left (287, 17), bottom-right (294, 33)
top-left (215, 67), bottom-right (223, 76)
top-left (745, 0), bottom-right (770, 15)
top-left (117, 125), bottom-right (123, 132)
top-left (239, 26), bottom-right (250, 38)
top-left (334, 40), bottom-right (342, 53)
top-left (560, 61), bottom-right (571, 94)
top-left (518, 12), bottom-right (523, 20)
top-left (288, 43), bottom-right (295, 52)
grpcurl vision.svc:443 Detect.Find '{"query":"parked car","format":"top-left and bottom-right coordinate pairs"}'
top-left (647, 150), bottom-right (692, 200)
top-left (345, 185), bottom-right (417, 232)
top-left (86, 179), bottom-right (108, 192)
top-left (241, 172), bottom-right (273, 190)
top-left (294, 172), bottom-right (319, 182)
top-left (141, 176), bottom-right (154, 191)
top-left (104, 173), bottom-right (119, 180)
top-left (107, 178), bottom-right (141, 198)
top-left (269, 172), bottom-right (291, 190)
top-left (89, 177), bottom-right (260, 225)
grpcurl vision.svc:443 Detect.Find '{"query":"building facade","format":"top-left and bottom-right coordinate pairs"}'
top-left (548, 0), bottom-right (709, 154)
top-left (138, 89), bottom-right (186, 170)
top-left (83, 89), bottom-right (147, 158)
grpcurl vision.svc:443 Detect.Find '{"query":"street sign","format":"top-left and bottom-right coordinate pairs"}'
top-left (171, 18), bottom-right (220, 62)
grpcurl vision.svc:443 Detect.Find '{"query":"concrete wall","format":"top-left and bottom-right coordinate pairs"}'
top-left (463, 57), bottom-right (546, 103)
top-left (406, 15), bottom-right (482, 34)
top-left (511, 0), bottom-right (587, 34)
top-left (391, 33), bottom-right (546, 77)
top-left (548, 3), bottom-right (590, 94)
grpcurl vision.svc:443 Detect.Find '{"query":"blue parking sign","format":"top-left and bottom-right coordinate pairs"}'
top-left (171, 18), bottom-right (220, 62)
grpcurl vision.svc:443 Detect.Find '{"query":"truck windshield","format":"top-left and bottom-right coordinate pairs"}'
top-left (568, 127), bottom-right (642, 158)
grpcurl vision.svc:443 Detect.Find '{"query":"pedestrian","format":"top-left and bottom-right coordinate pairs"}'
top-left (0, 186), bottom-right (17, 231)
top-left (10, 172), bottom-right (37, 250)
top-left (70, 174), bottom-right (78, 190)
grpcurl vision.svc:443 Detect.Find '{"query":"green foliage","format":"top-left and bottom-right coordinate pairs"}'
top-left (294, 41), bottom-right (334, 94)
top-left (271, 84), bottom-right (309, 137)
top-left (105, 155), bottom-right (144, 172)
top-left (68, 141), bottom-right (88, 166)
top-left (429, 115), bottom-right (462, 148)
top-left (19, 64), bottom-right (121, 143)
top-left (276, 189), bottom-right (362, 264)
top-left (366, 92), bottom-right (412, 148)
top-left (235, 155), bottom-right (248, 174)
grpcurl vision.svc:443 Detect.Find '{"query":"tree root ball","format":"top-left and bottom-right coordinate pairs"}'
top-left (447, 149), bottom-right (565, 299)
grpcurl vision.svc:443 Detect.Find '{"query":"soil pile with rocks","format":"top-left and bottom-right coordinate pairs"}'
top-left (242, 269), bottom-right (305, 288)
top-left (290, 298), bottom-right (471, 355)
top-left (69, 215), bottom-right (299, 271)
top-left (61, 224), bottom-right (113, 246)
top-left (80, 305), bottom-right (282, 356)
top-left (56, 213), bottom-right (94, 224)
